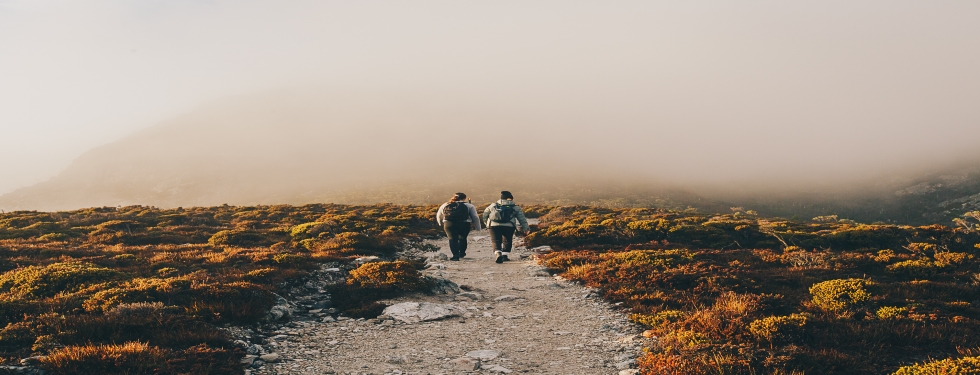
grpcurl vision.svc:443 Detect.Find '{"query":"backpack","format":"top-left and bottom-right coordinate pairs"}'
top-left (489, 203), bottom-right (515, 223)
top-left (443, 202), bottom-right (470, 222)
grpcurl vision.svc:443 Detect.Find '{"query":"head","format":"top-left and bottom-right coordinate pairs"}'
top-left (500, 191), bottom-right (514, 200)
top-left (451, 192), bottom-right (467, 202)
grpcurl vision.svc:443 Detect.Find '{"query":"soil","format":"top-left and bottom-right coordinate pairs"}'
top-left (248, 228), bottom-right (646, 375)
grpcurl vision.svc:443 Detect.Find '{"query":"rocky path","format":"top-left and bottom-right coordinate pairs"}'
top-left (248, 229), bottom-right (645, 375)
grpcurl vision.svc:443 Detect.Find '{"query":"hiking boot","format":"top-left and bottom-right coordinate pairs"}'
top-left (494, 253), bottom-right (504, 264)
top-left (449, 257), bottom-right (460, 261)
top-left (460, 252), bottom-right (467, 258)
top-left (502, 255), bottom-right (510, 262)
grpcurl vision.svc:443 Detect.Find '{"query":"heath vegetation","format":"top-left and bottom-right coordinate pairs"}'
top-left (0, 204), bottom-right (439, 374)
top-left (531, 206), bottom-right (980, 375)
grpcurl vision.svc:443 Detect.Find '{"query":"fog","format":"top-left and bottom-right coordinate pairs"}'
top-left (2, 1), bottom-right (980, 208)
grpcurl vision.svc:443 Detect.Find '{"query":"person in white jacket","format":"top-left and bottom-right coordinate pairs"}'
top-left (482, 191), bottom-right (529, 263)
top-left (435, 192), bottom-right (482, 260)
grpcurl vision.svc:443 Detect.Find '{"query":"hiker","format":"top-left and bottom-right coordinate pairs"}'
top-left (435, 192), bottom-right (482, 261)
top-left (482, 191), bottom-right (530, 264)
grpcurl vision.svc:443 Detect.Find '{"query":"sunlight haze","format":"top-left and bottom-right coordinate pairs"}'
top-left (1, 0), bottom-right (979, 199)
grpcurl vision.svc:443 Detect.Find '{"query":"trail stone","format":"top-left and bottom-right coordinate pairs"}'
top-left (465, 350), bottom-right (501, 361)
top-left (240, 355), bottom-right (258, 365)
top-left (425, 276), bottom-right (461, 294)
top-left (354, 256), bottom-right (381, 265)
top-left (382, 302), bottom-right (460, 323)
top-left (434, 253), bottom-right (449, 261)
top-left (484, 364), bottom-right (513, 373)
top-left (450, 357), bottom-right (480, 370)
top-left (619, 370), bottom-right (640, 375)
top-left (494, 295), bottom-right (517, 302)
top-left (615, 359), bottom-right (636, 370)
top-left (259, 353), bottom-right (280, 363)
top-left (458, 292), bottom-right (483, 300)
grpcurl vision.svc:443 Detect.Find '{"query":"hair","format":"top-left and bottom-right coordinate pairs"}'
top-left (451, 192), bottom-right (467, 202)
top-left (500, 191), bottom-right (514, 200)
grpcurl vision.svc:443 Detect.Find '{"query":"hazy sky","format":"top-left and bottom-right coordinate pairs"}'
top-left (2, 0), bottom-right (979, 195)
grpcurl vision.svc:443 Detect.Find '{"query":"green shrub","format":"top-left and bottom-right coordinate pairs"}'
top-left (887, 259), bottom-right (938, 279)
top-left (748, 313), bottom-right (808, 344)
top-left (892, 355), bottom-right (980, 375)
top-left (0, 262), bottom-right (122, 299)
top-left (809, 278), bottom-right (873, 314)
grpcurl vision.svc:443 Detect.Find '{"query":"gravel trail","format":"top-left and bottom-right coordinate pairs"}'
top-left (250, 229), bottom-right (644, 375)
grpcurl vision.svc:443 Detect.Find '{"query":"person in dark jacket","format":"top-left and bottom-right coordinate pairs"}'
top-left (436, 192), bottom-right (482, 260)
top-left (482, 191), bottom-right (529, 263)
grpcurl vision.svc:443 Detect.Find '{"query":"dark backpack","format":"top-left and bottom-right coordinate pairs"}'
top-left (443, 202), bottom-right (470, 222)
top-left (490, 203), bottom-right (515, 223)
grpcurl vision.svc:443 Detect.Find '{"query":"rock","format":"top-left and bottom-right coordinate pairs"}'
top-left (259, 353), bottom-right (280, 363)
top-left (615, 353), bottom-right (637, 362)
top-left (425, 276), bottom-right (461, 294)
top-left (19, 356), bottom-right (44, 366)
top-left (642, 329), bottom-right (657, 338)
top-left (619, 370), bottom-right (640, 375)
top-left (385, 355), bottom-right (406, 364)
top-left (324, 267), bottom-right (342, 272)
top-left (321, 316), bottom-right (336, 323)
top-left (450, 357), bottom-right (480, 370)
top-left (465, 350), bottom-right (501, 361)
top-left (458, 292), bottom-right (483, 300)
top-left (615, 359), bottom-right (635, 370)
top-left (494, 295), bottom-right (517, 302)
top-left (240, 355), bottom-right (258, 365)
top-left (433, 253), bottom-right (449, 261)
top-left (382, 302), bottom-right (461, 323)
top-left (264, 295), bottom-right (293, 321)
top-left (484, 365), bottom-right (513, 373)
top-left (354, 256), bottom-right (381, 265)
top-left (530, 245), bottom-right (552, 253)
top-left (426, 263), bottom-right (447, 270)
top-left (246, 344), bottom-right (262, 355)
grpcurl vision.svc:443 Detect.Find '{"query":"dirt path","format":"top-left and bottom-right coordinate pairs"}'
top-left (248, 228), bottom-right (644, 375)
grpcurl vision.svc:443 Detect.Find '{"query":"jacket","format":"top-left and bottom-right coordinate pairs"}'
top-left (482, 199), bottom-right (529, 231)
top-left (436, 202), bottom-right (482, 230)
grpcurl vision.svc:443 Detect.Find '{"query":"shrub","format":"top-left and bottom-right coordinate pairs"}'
top-left (905, 242), bottom-right (938, 254)
top-left (630, 310), bottom-right (686, 328)
top-left (318, 232), bottom-right (380, 254)
top-left (346, 261), bottom-right (425, 292)
top-left (876, 306), bottom-right (908, 320)
top-left (934, 252), bottom-right (973, 267)
top-left (748, 314), bottom-right (807, 344)
top-left (892, 355), bottom-right (980, 375)
top-left (207, 229), bottom-right (271, 247)
top-left (0, 262), bottom-right (122, 299)
top-left (809, 278), bottom-right (873, 314)
top-left (887, 259), bottom-right (938, 279)
top-left (40, 341), bottom-right (170, 375)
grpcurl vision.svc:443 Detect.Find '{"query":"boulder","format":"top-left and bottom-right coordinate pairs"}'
top-left (382, 302), bottom-right (461, 323)
top-left (259, 353), bottom-right (280, 363)
top-left (425, 276), bottom-right (461, 294)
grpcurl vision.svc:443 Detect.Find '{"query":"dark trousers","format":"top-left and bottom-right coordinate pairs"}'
top-left (489, 226), bottom-right (516, 253)
top-left (443, 221), bottom-right (471, 258)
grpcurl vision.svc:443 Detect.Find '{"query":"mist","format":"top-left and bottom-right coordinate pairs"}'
top-left (2, 0), bottom-right (980, 211)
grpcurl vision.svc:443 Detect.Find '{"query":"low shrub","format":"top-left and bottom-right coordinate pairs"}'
top-left (346, 261), bottom-right (425, 292)
top-left (892, 355), bottom-right (980, 375)
top-left (0, 262), bottom-right (122, 299)
top-left (887, 259), bottom-right (938, 279)
top-left (875, 306), bottom-right (908, 320)
top-left (748, 314), bottom-right (807, 344)
top-left (809, 278), bottom-right (873, 314)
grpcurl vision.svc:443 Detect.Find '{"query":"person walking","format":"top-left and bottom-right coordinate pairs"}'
top-left (482, 191), bottom-right (530, 264)
top-left (436, 192), bottom-right (482, 261)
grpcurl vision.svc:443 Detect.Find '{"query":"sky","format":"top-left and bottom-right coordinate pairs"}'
top-left (1, 0), bottom-right (979, 195)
